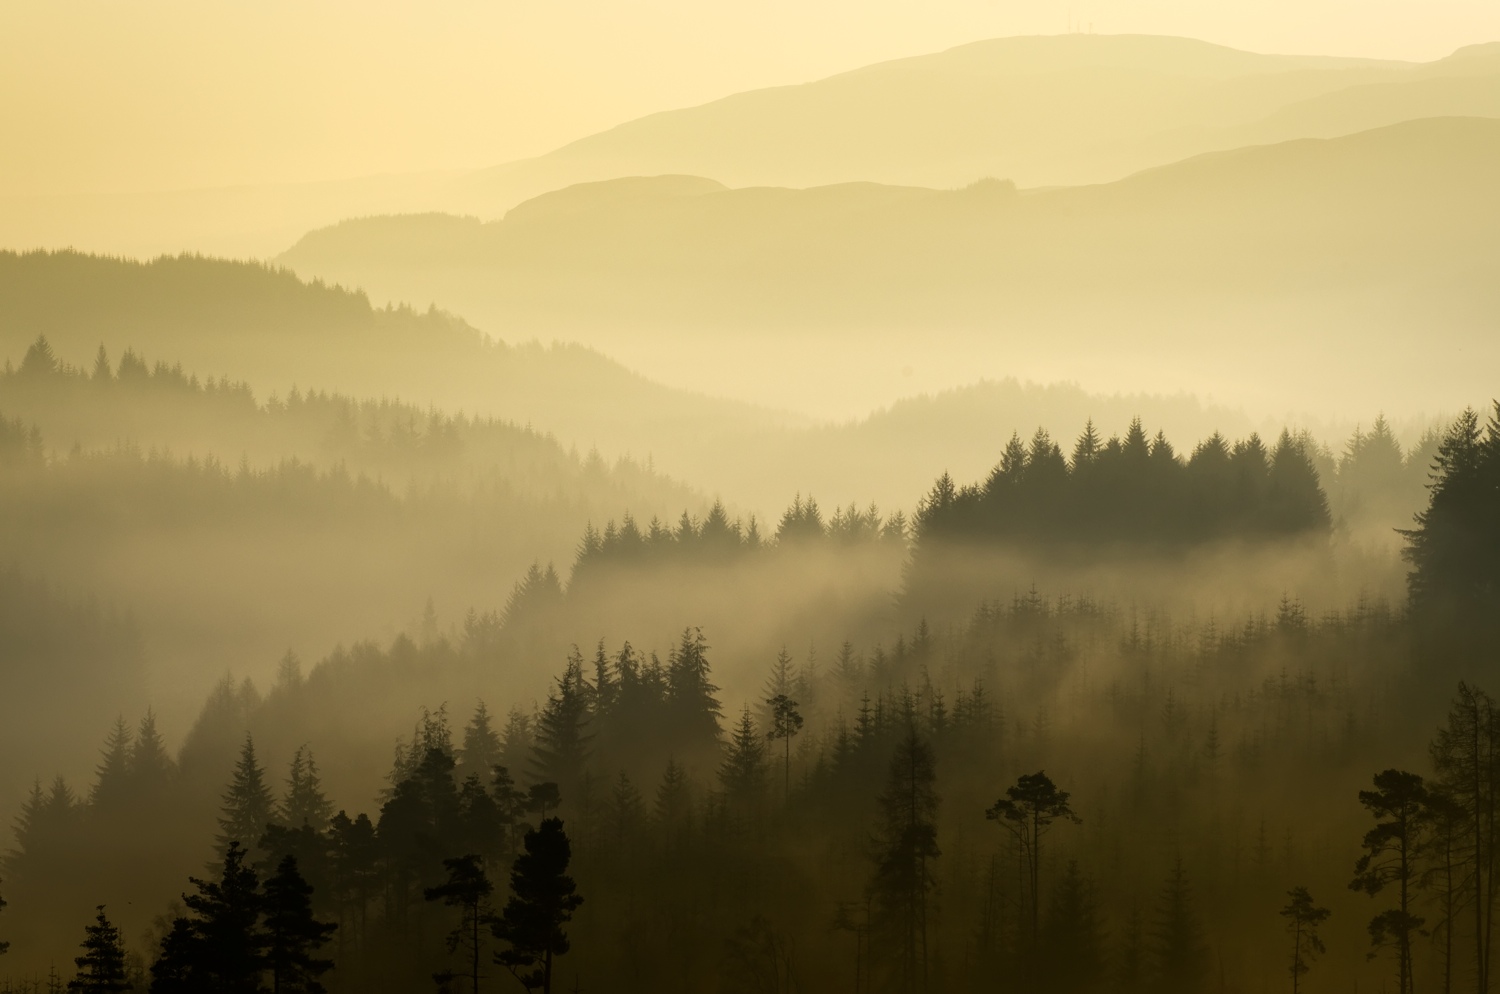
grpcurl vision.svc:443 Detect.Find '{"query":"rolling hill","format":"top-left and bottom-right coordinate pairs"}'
top-left (277, 117), bottom-right (1500, 421)
top-left (8, 34), bottom-right (1500, 259)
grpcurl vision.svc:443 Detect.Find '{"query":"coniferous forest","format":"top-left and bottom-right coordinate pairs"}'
top-left (4, 12), bottom-right (1500, 994)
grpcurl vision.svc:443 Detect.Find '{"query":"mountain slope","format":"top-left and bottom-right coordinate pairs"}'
top-left (449, 34), bottom-right (1414, 212)
top-left (278, 117), bottom-right (1500, 418)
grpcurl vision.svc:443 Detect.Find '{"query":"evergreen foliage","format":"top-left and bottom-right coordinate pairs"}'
top-left (66, 907), bottom-right (131, 994)
top-left (493, 819), bottom-right (583, 994)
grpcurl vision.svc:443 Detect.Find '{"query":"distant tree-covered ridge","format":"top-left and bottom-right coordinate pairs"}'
top-left (913, 418), bottom-right (1332, 551)
top-left (0, 335), bottom-right (691, 507)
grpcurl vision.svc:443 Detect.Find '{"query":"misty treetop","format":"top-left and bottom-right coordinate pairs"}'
top-left (569, 495), bottom-right (907, 579)
top-left (1402, 402), bottom-right (1500, 628)
top-left (913, 418), bottom-right (1331, 552)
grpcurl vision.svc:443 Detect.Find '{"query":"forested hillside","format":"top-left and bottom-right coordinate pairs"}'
top-left (2, 403), bottom-right (1497, 993)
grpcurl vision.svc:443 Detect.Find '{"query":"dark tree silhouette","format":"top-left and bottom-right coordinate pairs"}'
top-left (1152, 858), bottom-right (1208, 994)
top-left (720, 707), bottom-right (767, 826)
top-left (218, 734), bottom-right (276, 859)
top-left (154, 841), bottom-right (267, 994)
top-left (871, 717), bottom-right (940, 994)
top-left (277, 747), bottom-right (334, 830)
top-left (68, 906), bottom-right (133, 993)
top-left (1350, 769), bottom-right (1428, 994)
top-left (1039, 860), bottom-right (1106, 993)
top-left (493, 818), bottom-right (583, 994)
top-left (426, 855), bottom-right (495, 994)
top-left (986, 771), bottom-right (1080, 942)
top-left (0, 877), bottom-right (8, 958)
top-left (1430, 682), bottom-right (1500, 993)
top-left (263, 855), bottom-right (336, 994)
top-left (1280, 887), bottom-right (1330, 994)
top-left (765, 693), bottom-right (804, 804)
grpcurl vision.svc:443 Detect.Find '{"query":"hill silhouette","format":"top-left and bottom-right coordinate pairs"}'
top-left (278, 117), bottom-right (1500, 420)
top-left (9, 33), bottom-right (1500, 258)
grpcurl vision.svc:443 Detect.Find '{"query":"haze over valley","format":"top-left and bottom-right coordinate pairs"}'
top-left (1, 8), bottom-right (1497, 994)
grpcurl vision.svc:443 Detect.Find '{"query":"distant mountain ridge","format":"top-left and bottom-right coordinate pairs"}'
top-left (4, 32), bottom-right (1497, 258)
top-left (276, 117), bottom-right (1500, 420)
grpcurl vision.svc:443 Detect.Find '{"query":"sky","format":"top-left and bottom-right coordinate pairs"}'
top-left (2, 0), bottom-right (1497, 197)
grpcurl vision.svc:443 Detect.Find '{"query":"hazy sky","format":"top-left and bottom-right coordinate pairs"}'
top-left (2, 0), bottom-right (1497, 196)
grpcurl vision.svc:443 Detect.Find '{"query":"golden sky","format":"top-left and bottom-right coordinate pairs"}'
top-left (3, 0), bottom-right (1497, 196)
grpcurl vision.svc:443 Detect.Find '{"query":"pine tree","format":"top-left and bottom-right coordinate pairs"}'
top-left (68, 906), bottom-right (132, 993)
top-left (0, 877), bottom-right (9, 957)
top-left (426, 855), bottom-right (495, 994)
top-left (986, 771), bottom-right (1080, 943)
top-left (493, 819), bottom-right (583, 994)
top-left (277, 747), bottom-right (333, 831)
top-left (263, 856), bottom-right (336, 994)
top-left (1351, 769), bottom-right (1427, 994)
top-left (1280, 887), bottom-right (1331, 994)
top-left (765, 694), bottom-right (804, 804)
top-left (218, 735), bottom-right (276, 858)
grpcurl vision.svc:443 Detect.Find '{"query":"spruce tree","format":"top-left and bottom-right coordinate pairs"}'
top-left (666, 628), bottom-right (723, 757)
top-left (218, 734), bottom-right (275, 858)
top-left (91, 718), bottom-right (133, 811)
top-left (493, 818), bottom-right (583, 994)
top-left (460, 702), bottom-right (504, 783)
top-left (263, 856), bottom-right (336, 994)
top-left (529, 653), bottom-right (592, 794)
top-left (1152, 858), bottom-right (1208, 994)
top-left (68, 906), bottom-right (132, 993)
top-left (870, 720), bottom-right (940, 994)
top-left (177, 842), bottom-right (267, 994)
top-left (130, 710), bottom-right (175, 799)
top-left (277, 747), bottom-right (333, 830)
top-left (719, 707), bottom-right (766, 821)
